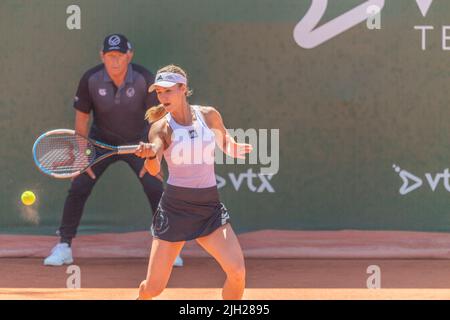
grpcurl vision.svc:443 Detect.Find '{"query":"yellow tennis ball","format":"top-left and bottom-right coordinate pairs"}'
top-left (21, 191), bottom-right (36, 206)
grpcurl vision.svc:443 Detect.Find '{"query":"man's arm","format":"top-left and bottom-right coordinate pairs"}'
top-left (73, 68), bottom-right (94, 136)
top-left (73, 110), bottom-right (96, 179)
top-left (75, 110), bottom-right (90, 137)
top-left (73, 67), bottom-right (95, 179)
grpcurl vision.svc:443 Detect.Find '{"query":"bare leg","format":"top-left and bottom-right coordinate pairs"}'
top-left (138, 238), bottom-right (185, 300)
top-left (196, 224), bottom-right (246, 300)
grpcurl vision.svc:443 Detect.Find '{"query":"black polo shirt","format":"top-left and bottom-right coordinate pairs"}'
top-left (73, 63), bottom-right (158, 145)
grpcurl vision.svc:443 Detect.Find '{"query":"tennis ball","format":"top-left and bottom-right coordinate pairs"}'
top-left (85, 149), bottom-right (92, 156)
top-left (21, 191), bottom-right (36, 206)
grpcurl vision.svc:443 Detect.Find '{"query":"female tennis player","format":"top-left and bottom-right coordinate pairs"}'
top-left (135, 64), bottom-right (253, 300)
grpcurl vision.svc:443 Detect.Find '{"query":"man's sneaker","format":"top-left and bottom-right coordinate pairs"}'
top-left (173, 255), bottom-right (184, 267)
top-left (43, 243), bottom-right (73, 266)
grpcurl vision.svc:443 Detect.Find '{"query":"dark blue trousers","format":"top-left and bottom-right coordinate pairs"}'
top-left (57, 152), bottom-right (163, 241)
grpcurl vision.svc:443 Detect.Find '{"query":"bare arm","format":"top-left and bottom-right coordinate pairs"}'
top-left (135, 118), bottom-right (168, 176)
top-left (74, 110), bottom-right (96, 179)
top-left (75, 110), bottom-right (90, 137)
top-left (203, 107), bottom-right (253, 159)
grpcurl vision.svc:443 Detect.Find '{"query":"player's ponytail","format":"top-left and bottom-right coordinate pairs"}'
top-left (145, 104), bottom-right (167, 123)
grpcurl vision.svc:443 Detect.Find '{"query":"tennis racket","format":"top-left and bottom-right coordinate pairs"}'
top-left (32, 129), bottom-right (147, 179)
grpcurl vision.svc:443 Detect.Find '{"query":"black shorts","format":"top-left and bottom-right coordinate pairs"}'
top-left (151, 184), bottom-right (231, 242)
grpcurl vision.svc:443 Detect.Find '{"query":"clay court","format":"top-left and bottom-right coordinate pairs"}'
top-left (2, 230), bottom-right (450, 300)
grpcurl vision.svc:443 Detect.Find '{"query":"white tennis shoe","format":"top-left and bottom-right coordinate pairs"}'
top-left (44, 243), bottom-right (74, 266)
top-left (43, 243), bottom-right (181, 267)
top-left (173, 255), bottom-right (184, 267)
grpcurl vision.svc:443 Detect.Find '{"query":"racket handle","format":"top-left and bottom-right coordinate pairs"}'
top-left (117, 143), bottom-right (156, 155)
top-left (117, 145), bottom-right (140, 154)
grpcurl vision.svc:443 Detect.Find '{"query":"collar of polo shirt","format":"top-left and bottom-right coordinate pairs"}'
top-left (103, 64), bottom-right (134, 84)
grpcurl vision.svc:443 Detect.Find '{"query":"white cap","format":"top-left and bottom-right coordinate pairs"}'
top-left (148, 72), bottom-right (187, 92)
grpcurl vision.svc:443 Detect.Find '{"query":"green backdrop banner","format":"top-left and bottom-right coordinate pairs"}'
top-left (2, 0), bottom-right (450, 235)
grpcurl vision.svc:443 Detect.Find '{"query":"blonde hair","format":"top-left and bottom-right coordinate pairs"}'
top-left (145, 64), bottom-right (193, 123)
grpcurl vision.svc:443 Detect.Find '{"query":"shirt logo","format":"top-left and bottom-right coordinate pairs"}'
top-left (108, 35), bottom-right (121, 46)
top-left (189, 129), bottom-right (198, 139)
top-left (98, 88), bottom-right (107, 96)
top-left (126, 87), bottom-right (135, 97)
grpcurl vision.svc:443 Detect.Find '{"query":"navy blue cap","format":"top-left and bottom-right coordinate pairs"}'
top-left (102, 34), bottom-right (132, 54)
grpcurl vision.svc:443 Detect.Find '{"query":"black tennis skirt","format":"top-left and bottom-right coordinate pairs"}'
top-left (151, 184), bottom-right (231, 242)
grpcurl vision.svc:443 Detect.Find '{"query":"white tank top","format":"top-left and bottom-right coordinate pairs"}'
top-left (163, 105), bottom-right (217, 188)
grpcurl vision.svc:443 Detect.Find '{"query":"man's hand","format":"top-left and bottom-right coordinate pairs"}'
top-left (85, 167), bottom-right (96, 180)
top-left (71, 167), bottom-right (96, 182)
top-left (135, 142), bottom-right (156, 158)
top-left (139, 165), bottom-right (147, 178)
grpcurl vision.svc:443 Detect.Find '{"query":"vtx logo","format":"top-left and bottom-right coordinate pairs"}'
top-left (293, 0), bottom-right (434, 49)
top-left (393, 164), bottom-right (450, 195)
top-left (215, 169), bottom-right (275, 193)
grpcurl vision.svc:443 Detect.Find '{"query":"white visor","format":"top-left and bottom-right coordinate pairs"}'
top-left (148, 72), bottom-right (187, 92)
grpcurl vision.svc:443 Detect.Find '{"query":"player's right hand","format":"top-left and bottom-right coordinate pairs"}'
top-left (135, 142), bottom-right (156, 158)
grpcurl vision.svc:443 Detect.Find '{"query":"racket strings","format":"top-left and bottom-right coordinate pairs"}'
top-left (35, 134), bottom-right (96, 175)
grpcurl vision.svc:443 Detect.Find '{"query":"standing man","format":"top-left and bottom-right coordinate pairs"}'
top-left (44, 34), bottom-right (183, 267)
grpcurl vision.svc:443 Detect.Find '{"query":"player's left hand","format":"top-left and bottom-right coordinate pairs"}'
top-left (227, 142), bottom-right (253, 159)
